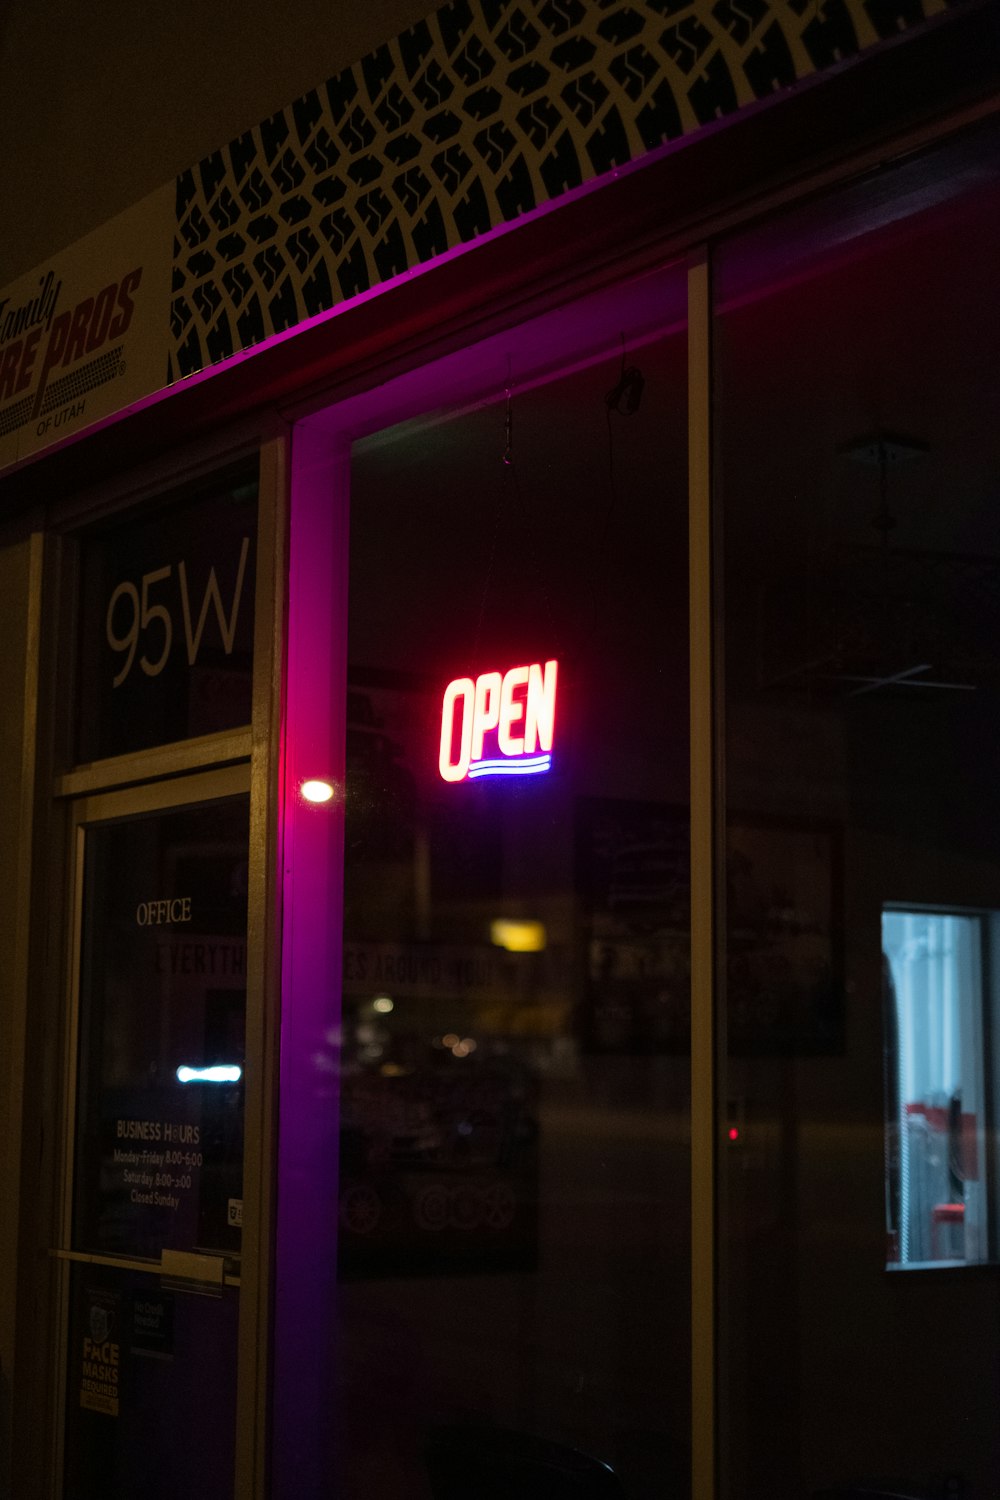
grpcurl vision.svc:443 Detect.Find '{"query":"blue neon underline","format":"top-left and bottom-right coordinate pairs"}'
top-left (467, 755), bottom-right (551, 778)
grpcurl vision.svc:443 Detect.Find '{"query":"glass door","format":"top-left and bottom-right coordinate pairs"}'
top-left (56, 767), bottom-right (249, 1499)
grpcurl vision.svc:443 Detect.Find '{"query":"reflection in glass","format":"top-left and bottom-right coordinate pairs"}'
top-left (716, 122), bottom-right (1000, 1498)
top-left (73, 798), bottom-right (249, 1262)
top-left (336, 290), bottom-right (691, 1498)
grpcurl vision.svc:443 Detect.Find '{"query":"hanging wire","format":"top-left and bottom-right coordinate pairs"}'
top-left (502, 379), bottom-right (514, 467)
top-left (472, 378), bottom-right (511, 662)
top-left (590, 332), bottom-right (644, 627)
top-left (605, 330), bottom-right (645, 416)
top-left (873, 438), bottom-right (897, 555)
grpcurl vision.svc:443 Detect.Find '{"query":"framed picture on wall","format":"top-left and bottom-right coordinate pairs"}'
top-left (726, 814), bottom-right (843, 1055)
top-left (576, 799), bottom-right (843, 1054)
top-left (575, 797), bottom-right (691, 1054)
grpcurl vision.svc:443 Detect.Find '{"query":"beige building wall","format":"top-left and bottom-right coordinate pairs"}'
top-left (0, 536), bottom-right (37, 1498)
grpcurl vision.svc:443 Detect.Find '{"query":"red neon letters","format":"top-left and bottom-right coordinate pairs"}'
top-left (439, 660), bottom-right (558, 782)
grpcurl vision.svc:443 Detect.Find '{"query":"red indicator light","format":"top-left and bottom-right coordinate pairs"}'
top-left (728, 1126), bottom-right (740, 1142)
top-left (439, 660), bottom-right (557, 782)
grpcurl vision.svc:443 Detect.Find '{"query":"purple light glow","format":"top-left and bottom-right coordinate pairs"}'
top-left (273, 427), bottom-right (349, 1500)
top-left (157, 123), bottom-right (689, 395)
top-left (272, 242), bottom-right (689, 1486)
top-left (1, 130), bottom-right (694, 482)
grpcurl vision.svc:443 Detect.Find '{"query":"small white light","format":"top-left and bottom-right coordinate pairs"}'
top-left (176, 1064), bottom-right (243, 1084)
top-left (372, 996), bottom-right (394, 1014)
top-left (301, 779), bottom-right (335, 804)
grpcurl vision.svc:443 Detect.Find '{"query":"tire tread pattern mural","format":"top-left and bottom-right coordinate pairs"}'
top-left (169, 0), bottom-right (950, 381)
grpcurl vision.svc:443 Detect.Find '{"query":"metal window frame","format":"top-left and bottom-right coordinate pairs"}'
top-left (688, 245), bottom-right (721, 1500)
top-left (277, 254), bottom-right (716, 1498)
top-left (30, 430), bottom-right (285, 1500)
top-left (51, 761), bottom-right (252, 1493)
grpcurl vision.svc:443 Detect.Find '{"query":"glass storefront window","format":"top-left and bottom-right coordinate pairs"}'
top-left (281, 262), bottom-right (693, 1499)
top-left (339, 289), bottom-right (690, 1499)
top-left (715, 122), bottom-right (1000, 1498)
top-left (273, 118), bottom-right (1000, 1500)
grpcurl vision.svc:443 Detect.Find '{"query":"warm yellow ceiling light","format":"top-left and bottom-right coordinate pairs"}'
top-left (490, 919), bottom-right (546, 953)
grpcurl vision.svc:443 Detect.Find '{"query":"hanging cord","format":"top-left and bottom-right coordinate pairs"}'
top-left (503, 377), bottom-right (514, 467)
top-left (605, 329), bottom-right (645, 416)
top-left (590, 333), bottom-right (644, 628)
top-left (506, 379), bottom-right (559, 650)
top-left (873, 439), bottom-right (896, 639)
top-left (472, 379), bottom-right (512, 664)
top-left (873, 438), bottom-right (896, 556)
top-left (590, 398), bottom-right (618, 627)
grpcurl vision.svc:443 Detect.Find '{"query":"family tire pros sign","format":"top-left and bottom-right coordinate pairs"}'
top-left (0, 268), bottom-right (142, 437)
top-left (438, 660), bottom-right (558, 782)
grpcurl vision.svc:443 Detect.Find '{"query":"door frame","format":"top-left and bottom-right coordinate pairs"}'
top-left (34, 429), bottom-right (286, 1500)
top-left (52, 763), bottom-right (251, 1489)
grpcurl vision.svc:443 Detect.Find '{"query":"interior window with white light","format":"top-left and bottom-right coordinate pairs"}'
top-left (883, 906), bottom-right (994, 1267)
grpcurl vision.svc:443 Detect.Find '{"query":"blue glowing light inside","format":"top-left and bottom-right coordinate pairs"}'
top-left (176, 1064), bottom-right (243, 1084)
top-left (467, 754), bottom-right (552, 779)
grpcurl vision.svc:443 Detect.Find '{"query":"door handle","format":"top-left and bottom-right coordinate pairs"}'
top-left (50, 1246), bottom-right (239, 1289)
top-left (160, 1248), bottom-right (225, 1295)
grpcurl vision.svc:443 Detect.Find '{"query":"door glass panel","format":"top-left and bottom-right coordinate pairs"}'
top-left (63, 1262), bottom-right (237, 1500)
top-left (64, 793), bottom-right (248, 1499)
top-left (335, 280), bottom-right (691, 1498)
top-left (73, 798), bottom-right (248, 1258)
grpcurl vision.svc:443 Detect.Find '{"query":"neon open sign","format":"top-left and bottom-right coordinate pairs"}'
top-left (439, 660), bottom-right (558, 782)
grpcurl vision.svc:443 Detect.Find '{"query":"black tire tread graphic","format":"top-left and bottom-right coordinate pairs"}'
top-left (169, 0), bottom-right (939, 379)
top-left (0, 347), bottom-right (126, 438)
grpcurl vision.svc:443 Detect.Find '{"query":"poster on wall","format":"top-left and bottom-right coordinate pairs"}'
top-left (726, 814), bottom-right (843, 1055)
top-left (576, 799), bottom-right (843, 1054)
top-left (576, 797), bottom-right (691, 1054)
top-left (78, 1285), bottom-right (122, 1418)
